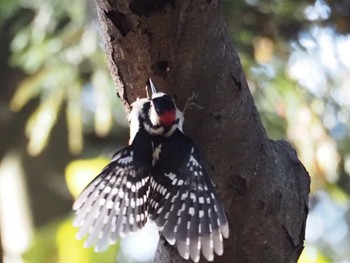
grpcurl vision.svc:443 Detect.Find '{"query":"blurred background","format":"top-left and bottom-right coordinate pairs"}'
top-left (0, 0), bottom-right (349, 262)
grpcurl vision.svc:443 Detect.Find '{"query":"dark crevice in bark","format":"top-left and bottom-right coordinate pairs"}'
top-left (151, 60), bottom-right (170, 77)
top-left (105, 10), bottom-right (132, 37)
top-left (231, 174), bottom-right (248, 197)
top-left (129, 0), bottom-right (175, 16)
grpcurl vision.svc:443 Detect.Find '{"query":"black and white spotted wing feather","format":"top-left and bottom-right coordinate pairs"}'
top-left (149, 129), bottom-right (229, 262)
top-left (73, 126), bottom-right (153, 252)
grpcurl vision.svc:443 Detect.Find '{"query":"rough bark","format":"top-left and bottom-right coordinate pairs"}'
top-left (94, 1), bottom-right (310, 262)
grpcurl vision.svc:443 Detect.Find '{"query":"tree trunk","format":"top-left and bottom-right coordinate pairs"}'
top-left (94, 1), bottom-right (310, 262)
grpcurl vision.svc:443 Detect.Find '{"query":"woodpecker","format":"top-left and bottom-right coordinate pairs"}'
top-left (72, 80), bottom-right (229, 262)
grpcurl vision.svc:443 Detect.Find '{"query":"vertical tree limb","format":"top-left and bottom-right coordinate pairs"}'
top-left (95, 0), bottom-right (310, 262)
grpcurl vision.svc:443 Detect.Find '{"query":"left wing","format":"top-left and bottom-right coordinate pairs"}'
top-left (73, 145), bottom-right (151, 252)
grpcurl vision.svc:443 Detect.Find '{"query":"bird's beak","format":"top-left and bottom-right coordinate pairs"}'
top-left (149, 78), bottom-right (158, 95)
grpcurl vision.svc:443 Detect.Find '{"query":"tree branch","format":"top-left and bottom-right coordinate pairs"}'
top-left (95, 0), bottom-right (310, 262)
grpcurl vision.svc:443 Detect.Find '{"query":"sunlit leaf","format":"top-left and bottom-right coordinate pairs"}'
top-left (31, 3), bottom-right (53, 42)
top-left (12, 41), bottom-right (53, 73)
top-left (66, 81), bottom-right (83, 154)
top-left (315, 139), bottom-right (339, 182)
top-left (253, 37), bottom-right (275, 64)
top-left (60, 24), bottom-right (84, 52)
top-left (65, 158), bottom-right (109, 198)
top-left (80, 27), bottom-right (98, 56)
top-left (10, 69), bottom-right (48, 111)
top-left (298, 246), bottom-right (330, 263)
top-left (92, 70), bottom-right (113, 137)
top-left (0, 0), bottom-right (21, 24)
top-left (25, 87), bottom-right (64, 156)
top-left (24, 217), bottom-right (119, 263)
top-left (56, 217), bottom-right (119, 263)
top-left (10, 27), bottom-right (30, 53)
top-left (56, 218), bottom-right (90, 263)
top-left (326, 183), bottom-right (349, 206)
top-left (23, 221), bottom-right (57, 263)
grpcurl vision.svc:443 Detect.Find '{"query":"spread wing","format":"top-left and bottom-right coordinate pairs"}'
top-left (73, 146), bottom-right (151, 252)
top-left (148, 130), bottom-right (229, 262)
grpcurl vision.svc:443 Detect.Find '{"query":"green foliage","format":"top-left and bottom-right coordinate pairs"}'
top-left (0, 0), bottom-right (21, 25)
top-left (299, 245), bottom-right (331, 263)
top-left (7, 0), bottom-right (120, 156)
top-left (24, 216), bottom-right (119, 263)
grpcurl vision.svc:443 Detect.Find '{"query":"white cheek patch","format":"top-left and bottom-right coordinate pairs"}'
top-left (128, 98), bottom-right (149, 143)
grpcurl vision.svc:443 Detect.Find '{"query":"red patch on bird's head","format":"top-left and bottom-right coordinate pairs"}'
top-left (159, 110), bottom-right (176, 127)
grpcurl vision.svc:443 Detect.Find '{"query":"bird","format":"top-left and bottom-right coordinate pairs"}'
top-left (72, 79), bottom-right (229, 262)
